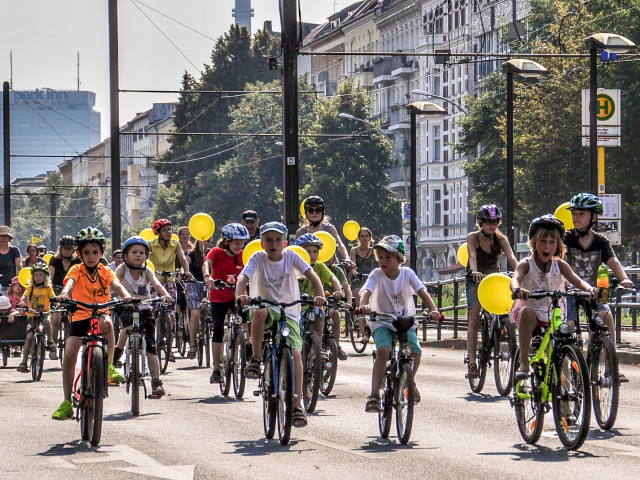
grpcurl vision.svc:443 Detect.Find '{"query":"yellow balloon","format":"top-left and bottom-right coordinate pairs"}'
top-left (286, 245), bottom-right (311, 265)
top-left (171, 233), bottom-right (179, 242)
top-left (315, 231), bottom-right (337, 263)
top-left (43, 253), bottom-right (53, 265)
top-left (139, 228), bottom-right (156, 242)
top-left (18, 268), bottom-right (32, 288)
top-left (478, 273), bottom-right (514, 315)
top-left (189, 213), bottom-right (215, 241)
top-left (342, 221), bottom-right (360, 242)
top-left (457, 243), bottom-right (469, 266)
top-left (242, 239), bottom-right (264, 265)
top-left (553, 202), bottom-right (575, 231)
top-left (145, 259), bottom-right (155, 273)
top-left (300, 200), bottom-right (306, 219)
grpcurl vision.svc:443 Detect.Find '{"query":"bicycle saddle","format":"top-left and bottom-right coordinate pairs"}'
top-left (393, 316), bottom-right (414, 335)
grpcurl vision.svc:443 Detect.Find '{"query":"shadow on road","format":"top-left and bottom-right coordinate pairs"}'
top-left (460, 392), bottom-right (509, 404)
top-left (479, 443), bottom-right (600, 462)
top-left (104, 411), bottom-right (161, 422)
top-left (225, 439), bottom-right (310, 456)
top-left (37, 439), bottom-right (99, 457)
top-left (360, 437), bottom-right (437, 453)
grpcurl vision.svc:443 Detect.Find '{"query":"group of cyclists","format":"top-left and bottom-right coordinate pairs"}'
top-left (0, 191), bottom-right (634, 446)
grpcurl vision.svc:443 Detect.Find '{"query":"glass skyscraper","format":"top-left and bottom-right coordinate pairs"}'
top-left (0, 88), bottom-right (101, 183)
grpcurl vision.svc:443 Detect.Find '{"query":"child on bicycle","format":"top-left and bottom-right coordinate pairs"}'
top-left (15, 264), bottom-right (56, 372)
top-left (235, 222), bottom-right (326, 428)
top-left (202, 223), bottom-right (248, 384)
top-left (357, 235), bottom-right (440, 412)
top-left (324, 252), bottom-right (353, 360)
top-left (510, 215), bottom-right (596, 381)
top-left (465, 204), bottom-right (517, 379)
top-left (563, 193), bottom-right (634, 381)
top-left (52, 227), bottom-right (133, 420)
top-left (296, 233), bottom-right (342, 340)
top-left (112, 236), bottom-right (172, 397)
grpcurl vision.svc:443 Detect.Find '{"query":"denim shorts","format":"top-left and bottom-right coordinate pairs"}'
top-left (185, 282), bottom-right (205, 310)
top-left (465, 282), bottom-right (480, 308)
top-left (372, 326), bottom-right (422, 355)
top-left (565, 296), bottom-right (610, 322)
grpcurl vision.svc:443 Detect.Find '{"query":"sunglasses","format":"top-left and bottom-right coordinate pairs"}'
top-left (484, 220), bottom-right (500, 225)
top-left (306, 207), bottom-right (323, 214)
top-left (243, 218), bottom-right (257, 224)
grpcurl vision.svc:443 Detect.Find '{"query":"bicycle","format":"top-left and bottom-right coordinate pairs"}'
top-left (511, 289), bottom-right (592, 450)
top-left (121, 298), bottom-right (163, 416)
top-left (55, 307), bottom-right (70, 367)
top-left (198, 298), bottom-right (214, 368)
top-left (54, 298), bottom-right (127, 447)
top-left (465, 309), bottom-right (517, 396)
top-left (575, 280), bottom-right (636, 430)
top-left (247, 297), bottom-right (311, 446)
top-left (174, 273), bottom-right (192, 358)
top-left (349, 274), bottom-right (371, 354)
top-left (299, 300), bottom-right (323, 413)
top-left (320, 294), bottom-right (341, 396)
top-left (360, 309), bottom-right (431, 445)
top-left (20, 307), bottom-right (52, 382)
top-left (155, 269), bottom-right (181, 368)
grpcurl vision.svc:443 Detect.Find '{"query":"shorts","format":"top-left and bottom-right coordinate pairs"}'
top-left (185, 282), bottom-right (205, 310)
top-left (210, 300), bottom-right (235, 343)
top-left (509, 300), bottom-right (549, 328)
top-left (372, 326), bottom-right (422, 355)
top-left (565, 296), bottom-right (610, 322)
top-left (69, 314), bottom-right (111, 338)
top-left (116, 308), bottom-right (157, 355)
top-left (465, 282), bottom-right (480, 308)
top-left (248, 306), bottom-right (302, 352)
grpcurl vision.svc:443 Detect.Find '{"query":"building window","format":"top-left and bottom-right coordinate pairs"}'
top-left (433, 125), bottom-right (441, 162)
top-left (433, 189), bottom-right (442, 225)
top-left (433, 75), bottom-right (441, 96)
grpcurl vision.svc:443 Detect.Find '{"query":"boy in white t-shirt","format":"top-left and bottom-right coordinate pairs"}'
top-left (358, 235), bottom-right (440, 412)
top-left (235, 222), bottom-right (326, 428)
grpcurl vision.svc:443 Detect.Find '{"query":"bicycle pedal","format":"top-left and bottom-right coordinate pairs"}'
top-left (253, 390), bottom-right (260, 397)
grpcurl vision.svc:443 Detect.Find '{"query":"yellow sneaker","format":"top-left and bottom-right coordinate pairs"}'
top-left (108, 364), bottom-right (125, 384)
top-left (52, 399), bottom-right (73, 420)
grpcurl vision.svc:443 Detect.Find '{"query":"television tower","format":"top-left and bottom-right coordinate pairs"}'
top-left (232, 0), bottom-right (254, 31)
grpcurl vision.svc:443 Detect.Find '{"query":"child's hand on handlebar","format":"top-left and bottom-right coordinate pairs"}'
top-left (236, 294), bottom-right (251, 307)
top-left (313, 296), bottom-right (327, 308)
top-left (162, 294), bottom-right (172, 304)
top-left (357, 305), bottom-right (371, 315)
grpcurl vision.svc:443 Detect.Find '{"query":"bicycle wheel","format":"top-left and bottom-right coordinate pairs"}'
top-left (552, 343), bottom-right (591, 450)
top-left (219, 330), bottom-right (232, 396)
top-left (158, 312), bottom-right (171, 374)
top-left (468, 313), bottom-right (489, 393)
top-left (320, 337), bottom-right (338, 396)
top-left (196, 332), bottom-right (204, 367)
top-left (277, 348), bottom-right (294, 445)
top-left (396, 363), bottom-right (415, 444)
top-left (350, 314), bottom-right (368, 354)
top-left (232, 329), bottom-right (246, 399)
top-left (131, 336), bottom-right (141, 416)
top-left (58, 316), bottom-right (68, 367)
top-left (494, 318), bottom-right (516, 396)
top-left (31, 336), bottom-right (46, 382)
top-left (205, 324), bottom-right (211, 369)
top-left (175, 309), bottom-right (187, 357)
top-left (590, 336), bottom-right (619, 430)
top-left (81, 346), bottom-right (105, 446)
top-left (512, 348), bottom-right (544, 444)
top-left (263, 351), bottom-right (276, 439)
top-left (378, 379), bottom-right (393, 439)
top-left (302, 332), bottom-right (322, 413)
top-left (2, 347), bottom-right (8, 367)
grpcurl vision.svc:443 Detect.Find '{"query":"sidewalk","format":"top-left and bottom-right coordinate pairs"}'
top-left (418, 325), bottom-right (640, 365)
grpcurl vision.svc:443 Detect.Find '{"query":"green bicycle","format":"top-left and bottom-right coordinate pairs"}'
top-left (512, 289), bottom-right (592, 450)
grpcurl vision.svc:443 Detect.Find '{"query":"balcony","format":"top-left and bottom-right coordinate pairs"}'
top-left (391, 53), bottom-right (417, 77)
top-left (373, 56), bottom-right (393, 84)
top-left (387, 106), bottom-right (410, 132)
top-left (352, 67), bottom-right (374, 89)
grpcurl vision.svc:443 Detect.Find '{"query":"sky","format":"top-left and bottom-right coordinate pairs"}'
top-left (0, 0), bottom-right (357, 139)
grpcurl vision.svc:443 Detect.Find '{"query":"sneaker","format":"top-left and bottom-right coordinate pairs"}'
top-left (414, 386), bottom-right (421, 404)
top-left (48, 342), bottom-right (58, 361)
top-left (209, 369), bottom-right (222, 384)
top-left (360, 336), bottom-right (369, 345)
top-left (365, 394), bottom-right (381, 412)
top-left (108, 364), bottom-right (125, 384)
top-left (514, 370), bottom-right (529, 382)
top-left (52, 399), bottom-right (73, 420)
top-left (151, 379), bottom-right (165, 398)
top-left (169, 353), bottom-right (176, 362)
top-left (16, 362), bottom-right (29, 373)
top-left (619, 373), bottom-right (629, 384)
top-left (467, 363), bottom-right (479, 379)
top-left (337, 346), bottom-right (347, 361)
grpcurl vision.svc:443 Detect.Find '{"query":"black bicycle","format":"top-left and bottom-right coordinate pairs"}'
top-left (21, 307), bottom-right (51, 382)
top-left (175, 273), bottom-right (192, 358)
top-left (321, 295), bottom-right (341, 396)
top-left (55, 307), bottom-right (70, 367)
top-left (152, 300), bottom-right (172, 375)
top-left (300, 300), bottom-right (323, 413)
top-left (465, 309), bottom-right (517, 396)
top-left (197, 299), bottom-right (214, 368)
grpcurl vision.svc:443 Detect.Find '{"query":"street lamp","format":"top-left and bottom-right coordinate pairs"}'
top-left (585, 33), bottom-right (636, 194)
top-left (126, 192), bottom-right (156, 205)
top-left (337, 112), bottom-right (407, 198)
top-left (97, 203), bottom-right (132, 227)
top-left (502, 59), bottom-right (548, 249)
top-left (407, 101), bottom-right (447, 273)
top-left (411, 89), bottom-right (470, 115)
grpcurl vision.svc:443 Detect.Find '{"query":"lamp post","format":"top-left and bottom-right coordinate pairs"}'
top-left (407, 102), bottom-right (446, 272)
top-left (502, 59), bottom-right (548, 249)
top-left (97, 203), bottom-right (132, 228)
top-left (410, 89), bottom-right (470, 115)
top-left (584, 33), bottom-right (636, 194)
top-left (126, 192), bottom-right (156, 205)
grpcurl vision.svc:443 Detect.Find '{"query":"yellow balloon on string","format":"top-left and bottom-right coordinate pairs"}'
top-left (315, 231), bottom-right (337, 263)
top-left (478, 273), bottom-right (514, 315)
top-left (189, 213), bottom-right (215, 241)
top-left (342, 221), bottom-right (360, 242)
top-left (145, 259), bottom-right (155, 273)
top-left (139, 228), bottom-right (156, 242)
top-left (242, 239), bottom-right (264, 265)
top-left (18, 268), bottom-right (32, 288)
top-left (457, 243), bottom-right (469, 266)
top-left (300, 199), bottom-right (306, 219)
top-left (286, 245), bottom-right (311, 265)
top-left (553, 202), bottom-right (574, 231)
top-left (171, 233), bottom-right (179, 242)
top-left (43, 253), bottom-right (53, 265)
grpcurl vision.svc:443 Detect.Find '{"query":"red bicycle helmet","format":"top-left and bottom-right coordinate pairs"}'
top-left (152, 218), bottom-right (172, 235)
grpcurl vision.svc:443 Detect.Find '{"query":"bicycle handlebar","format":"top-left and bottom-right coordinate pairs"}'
top-left (527, 289), bottom-right (592, 300)
top-left (52, 297), bottom-right (140, 311)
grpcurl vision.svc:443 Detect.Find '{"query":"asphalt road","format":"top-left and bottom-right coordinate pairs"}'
top-left (1, 340), bottom-right (639, 480)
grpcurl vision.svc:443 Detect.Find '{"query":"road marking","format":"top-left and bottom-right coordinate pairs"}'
top-left (45, 457), bottom-right (78, 469)
top-left (300, 436), bottom-right (384, 459)
top-left (194, 408), bottom-right (253, 424)
top-left (542, 432), bottom-right (640, 457)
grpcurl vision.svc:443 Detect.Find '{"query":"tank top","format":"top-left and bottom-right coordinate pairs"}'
top-left (121, 266), bottom-right (151, 309)
top-left (520, 257), bottom-right (565, 322)
top-left (298, 224), bottom-right (331, 235)
top-left (466, 232), bottom-right (502, 284)
top-left (149, 238), bottom-right (178, 279)
top-left (355, 248), bottom-right (376, 276)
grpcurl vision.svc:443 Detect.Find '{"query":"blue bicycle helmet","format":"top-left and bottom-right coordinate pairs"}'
top-left (123, 236), bottom-right (150, 255)
top-left (295, 233), bottom-right (323, 248)
top-left (221, 223), bottom-right (250, 241)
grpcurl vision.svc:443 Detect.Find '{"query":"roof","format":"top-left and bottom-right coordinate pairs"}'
top-left (438, 262), bottom-right (465, 275)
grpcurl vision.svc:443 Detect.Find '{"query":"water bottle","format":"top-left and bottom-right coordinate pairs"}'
top-left (597, 264), bottom-right (609, 303)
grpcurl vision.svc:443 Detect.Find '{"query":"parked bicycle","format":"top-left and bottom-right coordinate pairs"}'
top-left (511, 289), bottom-right (592, 450)
top-left (465, 309), bottom-right (517, 396)
top-left (54, 298), bottom-right (127, 446)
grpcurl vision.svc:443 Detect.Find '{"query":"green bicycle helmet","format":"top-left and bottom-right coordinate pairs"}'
top-left (567, 193), bottom-right (603, 214)
top-left (31, 263), bottom-right (50, 276)
top-left (75, 227), bottom-right (106, 251)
